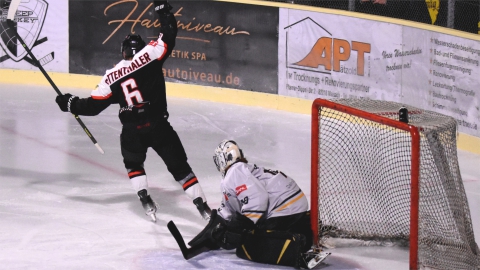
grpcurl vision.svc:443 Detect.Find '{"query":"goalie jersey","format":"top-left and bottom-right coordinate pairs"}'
top-left (217, 162), bottom-right (309, 224)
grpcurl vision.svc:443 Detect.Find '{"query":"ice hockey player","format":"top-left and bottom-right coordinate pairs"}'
top-left (54, 1), bottom-right (211, 222)
top-left (187, 140), bottom-right (330, 269)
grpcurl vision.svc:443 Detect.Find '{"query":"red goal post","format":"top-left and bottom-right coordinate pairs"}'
top-left (310, 98), bottom-right (480, 270)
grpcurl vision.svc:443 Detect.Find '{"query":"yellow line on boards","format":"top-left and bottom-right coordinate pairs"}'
top-left (1, 68), bottom-right (478, 154)
top-left (0, 69), bottom-right (310, 113)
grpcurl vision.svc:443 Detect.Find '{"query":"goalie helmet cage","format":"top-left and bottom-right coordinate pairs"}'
top-left (310, 98), bottom-right (480, 270)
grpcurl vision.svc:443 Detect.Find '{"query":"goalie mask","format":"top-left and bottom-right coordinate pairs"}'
top-left (121, 34), bottom-right (146, 60)
top-left (213, 140), bottom-right (244, 177)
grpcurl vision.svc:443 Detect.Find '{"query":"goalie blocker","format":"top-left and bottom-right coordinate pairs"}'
top-left (188, 209), bottom-right (312, 269)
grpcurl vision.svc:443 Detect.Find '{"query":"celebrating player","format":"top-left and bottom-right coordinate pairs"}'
top-left (55, 1), bottom-right (211, 222)
top-left (185, 140), bottom-right (329, 269)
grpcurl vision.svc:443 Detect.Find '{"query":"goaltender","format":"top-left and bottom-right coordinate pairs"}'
top-left (186, 140), bottom-right (329, 269)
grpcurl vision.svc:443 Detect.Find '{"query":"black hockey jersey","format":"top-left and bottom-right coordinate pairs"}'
top-left (71, 13), bottom-right (177, 121)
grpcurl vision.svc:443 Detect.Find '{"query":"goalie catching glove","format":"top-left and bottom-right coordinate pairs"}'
top-left (56, 94), bottom-right (79, 114)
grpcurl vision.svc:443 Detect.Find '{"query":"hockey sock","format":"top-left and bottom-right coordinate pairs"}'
top-left (178, 172), bottom-right (206, 202)
top-left (127, 165), bottom-right (148, 192)
top-left (129, 174), bottom-right (148, 193)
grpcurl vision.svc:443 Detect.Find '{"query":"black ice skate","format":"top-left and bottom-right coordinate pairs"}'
top-left (138, 189), bottom-right (157, 222)
top-left (193, 197), bottom-right (211, 221)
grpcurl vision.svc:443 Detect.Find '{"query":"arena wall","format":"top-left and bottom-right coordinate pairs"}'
top-left (1, 0), bottom-right (479, 153)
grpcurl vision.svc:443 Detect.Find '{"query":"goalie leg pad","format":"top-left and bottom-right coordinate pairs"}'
top-left (235, 230), bottom-right (306, 268)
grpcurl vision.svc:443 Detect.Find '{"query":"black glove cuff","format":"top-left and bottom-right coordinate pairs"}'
top-left (67, 95), bottom-right (79, 113)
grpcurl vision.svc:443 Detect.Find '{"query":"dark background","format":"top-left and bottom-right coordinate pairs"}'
top-left (69, 0), bottom-right (279, 93)
top-left (269, 0), bottom-right (479, 34)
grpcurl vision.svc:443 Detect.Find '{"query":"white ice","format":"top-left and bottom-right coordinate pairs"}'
top-left (0, 84), bottom-right (479, 270)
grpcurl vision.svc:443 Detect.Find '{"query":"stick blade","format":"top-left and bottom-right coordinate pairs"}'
top-left (167, 221), bottom-right (190, 260)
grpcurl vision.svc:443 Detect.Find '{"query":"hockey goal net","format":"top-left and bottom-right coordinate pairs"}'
top-left (310, 98), bottom-right (480, 269)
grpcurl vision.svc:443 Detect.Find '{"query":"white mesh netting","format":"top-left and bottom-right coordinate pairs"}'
top-left (314, 99), bottom-right (480, 269)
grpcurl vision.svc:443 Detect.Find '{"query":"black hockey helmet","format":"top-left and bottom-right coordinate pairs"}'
top-left (121, 34), bottom-right (146, 59)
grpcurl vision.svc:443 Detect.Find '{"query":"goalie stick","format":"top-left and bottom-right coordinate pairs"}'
top-left (6, 0), bottom-right (104, 154)
top-left (167, 221), bottom-right (211, 260)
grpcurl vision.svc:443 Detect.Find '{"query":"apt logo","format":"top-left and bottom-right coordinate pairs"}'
top-left (284, 17), bottom-right (371, 76)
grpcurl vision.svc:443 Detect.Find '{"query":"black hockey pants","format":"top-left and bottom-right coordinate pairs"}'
top-left (120, 118), bottom-right (193, 181)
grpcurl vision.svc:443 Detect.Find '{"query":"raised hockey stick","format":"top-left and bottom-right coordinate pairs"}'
top-left (167, 221), bottom-right (211, 260)
top-left (6, 1), bottom-right (104, 154)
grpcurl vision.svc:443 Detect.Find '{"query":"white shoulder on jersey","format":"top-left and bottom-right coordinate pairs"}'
top-left (91, 62), bottom-right (126, 100)
top-left (90, 83), bottom-right (112, 100)
top-left (224, 162), bottom-right (250, 180)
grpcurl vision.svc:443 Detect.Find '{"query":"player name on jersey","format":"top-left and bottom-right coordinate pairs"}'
top-left (105, 52), bottom-right (152, 85)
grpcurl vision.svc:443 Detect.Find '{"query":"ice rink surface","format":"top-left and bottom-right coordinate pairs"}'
top-left (0, 83), bottom-right (479, 270)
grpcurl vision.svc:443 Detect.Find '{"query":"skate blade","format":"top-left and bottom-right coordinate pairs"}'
top-left (307, 252), bottom-right (331, 269)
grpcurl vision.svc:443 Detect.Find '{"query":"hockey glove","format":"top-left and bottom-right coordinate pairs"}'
top-left (188, 209), bottom-right (225, 247)
top-left (56, 94), bottom-right (79, 113)
top-left (210, 212), bottom-right (256, 250)
top-left (153, 1), bottom-right (172, 15)
top-left (210, 223), bottom-right (242, 250)
top-left (226, 211), bottom-right (256, 232)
